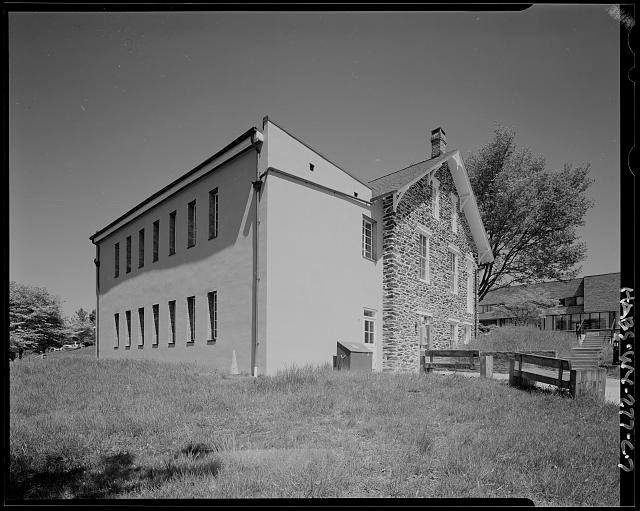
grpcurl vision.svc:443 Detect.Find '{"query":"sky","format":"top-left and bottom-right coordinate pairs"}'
top-left (9, 6), bottom-right (622, 316)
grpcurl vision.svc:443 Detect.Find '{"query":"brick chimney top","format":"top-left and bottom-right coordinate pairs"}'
top-left (430, 127), bottom-right (447, 158)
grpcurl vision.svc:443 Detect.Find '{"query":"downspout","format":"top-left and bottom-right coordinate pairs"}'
top-left (251, 130), bottom-right (264, 377)
top-left (93, 244), bottom-right (100, 359)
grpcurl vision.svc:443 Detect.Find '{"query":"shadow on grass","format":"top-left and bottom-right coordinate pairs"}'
top-left (9, 450), bottom-right (221, 500)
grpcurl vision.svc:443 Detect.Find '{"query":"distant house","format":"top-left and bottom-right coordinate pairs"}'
top-left (478, 272), bottom-right (621, 333)
top-left (90, 117), bottom-right (493, 375)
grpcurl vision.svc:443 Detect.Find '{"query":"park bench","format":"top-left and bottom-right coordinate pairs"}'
top-left (420, 349), bottom-right (493, 377)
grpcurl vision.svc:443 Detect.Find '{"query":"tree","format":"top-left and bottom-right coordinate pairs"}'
top-left (66, 308), bottom-right (95, 346)
top-left (494, 287), bottom-right (561, 326)
top-left (465, 126), bottom-right (593, 301)
top-left (9, 281), bottom-right (67, 353)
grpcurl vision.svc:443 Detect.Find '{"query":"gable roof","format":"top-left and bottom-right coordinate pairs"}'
top-left (369, 150), bottom-right (457, 199)
top-left (480, 278), bottom-right (585, 306)
top-left (369, 150), bottom-right (494, 265)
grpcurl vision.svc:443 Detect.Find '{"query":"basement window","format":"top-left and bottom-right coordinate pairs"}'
top-left (187, 296), bottom-right (195, 343)
top-left (207, 291), bottom-right (217, 343)
top-left (168, 300), bottom-right (176, 344)
top-left (138, 307), bottom-right (145, 346)
top-left (114, 313), bottom-right (120, 348)
top-left (152, 304), bottom-right (159, 346)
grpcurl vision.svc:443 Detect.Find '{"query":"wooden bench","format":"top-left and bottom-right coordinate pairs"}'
top-left (508, 352), bottom-right (573, 396)
top-left (421, 349), bottom-right (480, 372)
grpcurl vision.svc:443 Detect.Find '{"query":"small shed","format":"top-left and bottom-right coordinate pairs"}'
top-left (334, 341), bottom-right (373, 372)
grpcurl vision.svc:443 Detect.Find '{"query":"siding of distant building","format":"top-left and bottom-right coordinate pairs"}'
top-left (381, 161), bottom-right (478, 372)
top-left (96, 150), bottom-right (257, 373)
top-left (584, 273), bottom-right (621, 313)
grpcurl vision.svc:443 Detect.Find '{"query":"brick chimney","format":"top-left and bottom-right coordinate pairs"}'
top-left (430, 127), bottom-right (447, 158)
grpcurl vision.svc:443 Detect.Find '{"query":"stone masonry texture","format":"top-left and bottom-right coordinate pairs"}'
top-left (382, 162), bottom-right (479, 372)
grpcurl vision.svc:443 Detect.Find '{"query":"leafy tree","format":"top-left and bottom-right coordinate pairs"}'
top-left (66, 308), bottom-right (95, 346)
top-left (493, 288), bottom-right (561, 326)
top-left (466, 126), bottom-right (593, 300)
top-left (89, 309), bottom-right (96, 325)
top-left (9, 281), bottom-right (67, 353)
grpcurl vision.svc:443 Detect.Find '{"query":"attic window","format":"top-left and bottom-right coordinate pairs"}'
top-left (309, 163), bottom-right (315, 171)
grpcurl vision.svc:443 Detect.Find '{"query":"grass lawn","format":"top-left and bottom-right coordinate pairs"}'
top-left (9, 350), bottom-right (619, 504)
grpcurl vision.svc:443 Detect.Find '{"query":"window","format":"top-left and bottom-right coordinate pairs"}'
top-left (463, 324), bottom-right (471, 344)
top-left (418, 314), bottom-right (431, 349)
top-left (114, 243), bottom-right (120, 278)
top-left (114, 313), bottom-right (120, 347)
top-left (466, 258), bottom-right (474, 313)
top-left (126, 236), bottom-right (131, 273)
top-left (153, 220), bottom-right (159, 262)
top-left (209, 189), bottom-right (218, 239)
top-left (188, 200), bottom-right (196, 248)
top-left (364, 309), bottom-right (375, 344)
top-left (419, 234), bottom-right (429, 282)
top-left (576, 296), bottom-right (584, 305)
top-left (187, 296), bottom-right (195, 342)
top-left (564, 296), bottom-right (577, 307)
top-left (362, 217), bottom-right (375, 260)
top-left (432, 179), bottom-right (440, 219)
top-left (449, 251), bottom-right (458, 294)
top-left (169, 211), bottom-right (176, 255)
top-left (451, 193), bottom-right (458, 233)
top-left (138, 307), bottom-right (145, 346)
top-left (125, 310), bottom-right (131, 347)
top-left (449, 322), bottom-right (458, 348)
top-left (138, 229), bottom-right (145, 268)
top-left (152, 304), bottom-right (159, 345)
top-left (168, 300), bottom-right (176, 344)
top-left (207, 291), bottom-right (217, 341)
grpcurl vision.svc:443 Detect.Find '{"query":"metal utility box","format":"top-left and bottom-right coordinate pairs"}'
top-left (334, 341), bottom-right (373, 372)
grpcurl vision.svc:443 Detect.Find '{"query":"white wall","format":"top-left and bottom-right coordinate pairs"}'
top-left (261, 120), bottom-right (383, 375)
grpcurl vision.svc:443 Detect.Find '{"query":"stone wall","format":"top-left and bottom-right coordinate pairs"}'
top-left (382, 162), bottom-right (479, 372)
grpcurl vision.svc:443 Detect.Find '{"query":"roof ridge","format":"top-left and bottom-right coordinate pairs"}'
top-left (368, 157), bottom-right (433, 183)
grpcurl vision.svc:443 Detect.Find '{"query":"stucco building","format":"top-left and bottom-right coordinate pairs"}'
top-left (90, 117), bottom-right (493, 375)
top-left (478, 272), bottom-right (621, 333)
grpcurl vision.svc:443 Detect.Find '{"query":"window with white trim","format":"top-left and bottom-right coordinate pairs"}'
top-left (209, 188), bottom-right (219, 239)
top-left (114, 243), bottom-right (120, 278)
top-left (362, 216), bottom-right (375, 260)
top-left (187, 296), bottom-right (195, 343)
top-left (363, 309), bottom-right (376, 344)
top-left (138, 307), bottom-right (145, 346)
top-left (448, 250), bottom-right (458, 294)
top-left (187, 200), bottom-right (196, 248)
top-left (152, 304), bottom-right (159, 346)
top-left (451, 193), bottom-right (458, 233)
top-left (207, 291), bottom-right (217, 342)
top-left (449, 322), bottom-right (458, 348)
top-left (432, 180), bottom-right (440, 219)
top-left (419, 233), bottom-right (430, 282)
top-left (125, 310), bottom-right (131, 347)
top-left (114, 313), bottom-right (120, 347)
top-left (168, 300), bottom-right (176, 344)
top-left (466, 258), bottom-right (474, 313)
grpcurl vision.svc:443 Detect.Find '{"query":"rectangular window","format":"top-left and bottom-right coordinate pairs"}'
top-left (449, 251), bottom-right (458, 293)
top-left (114, 313), bottom-right (120, 347)
top-left (432, 182), bottom-right (440, 219)
top-left (209, 188), bottom-right (219, 239)
top-left (363, 309), bottom-right (375, 344)
top-left (152, 304), bottom-right (159, 345)
top-left (466, 259), bottom-right (474, 313)
top-left (138, 229), bottom-right (145, 268)
top-left (169, 211), bottom-right (176, 255)
top-left (114, 243), bottom-right (120, 278)
top-left (126, 236), bottom-right (132, 273)
top-left (153, 220), bottom-right (159, 262)
top-left (449, 323), bottom-right (458, 348)
top-left (451, 193), bottom-right (458, 233)
top-left (138, 307), bottom-right (144, 346)
top-left (463, 325), bottom-right (471, 344)
top-left (187, 296), bottom-right (195, 342)
top-left (188, 200), bottom-right (196, 248)
top-left (125, 310), bottom-right (131, 347)
top-left (207, 291), bottom-right (217, 341)
top-left (168, 300), bottom-right (176, 344)
top-left (362, 217), bottom-right (374, 260)
top-left (419, 234), bottom-right (429, 282)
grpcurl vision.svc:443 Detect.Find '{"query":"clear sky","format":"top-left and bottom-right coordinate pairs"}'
top-left (9, 6), bottom-right (622, 316)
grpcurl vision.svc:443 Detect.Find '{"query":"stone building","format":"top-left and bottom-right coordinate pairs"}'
top-left (90, 118), bottom-right (492, 375)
